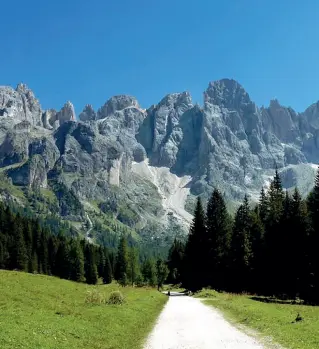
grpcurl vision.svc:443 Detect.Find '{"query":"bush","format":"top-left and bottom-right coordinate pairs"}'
top-left (107, 291), bottom-right (125, 305)
top-left (85, 288), bottom-right (107, 304)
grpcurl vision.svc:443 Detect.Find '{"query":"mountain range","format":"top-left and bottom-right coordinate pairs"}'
top-left (0, 79), bottom-right (318, 244)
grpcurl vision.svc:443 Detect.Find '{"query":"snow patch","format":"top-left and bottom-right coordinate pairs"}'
top-left (132, 159), bottom-right (193, 226)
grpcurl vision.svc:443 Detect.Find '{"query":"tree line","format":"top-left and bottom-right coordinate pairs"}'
top-left (0, 202), bottom-right (168, 287)
top-left (167, 169), bottom-right (319, 304)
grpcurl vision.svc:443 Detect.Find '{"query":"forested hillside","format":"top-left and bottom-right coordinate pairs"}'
top-left (168, 168), bottom-right (319, 304)
top-left (0, 203), bottom-right (168, 287)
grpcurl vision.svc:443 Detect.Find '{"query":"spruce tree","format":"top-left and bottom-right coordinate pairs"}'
top-left (12, 218), bottom-right (28, 271)
top-left (249, 206), bottom-right (265, 293)
top-left (103, 254), bottom-right (113, 284)
top-left (167, 239), bottom-right (185, 284)
top-left (306, 167), bottom-right (319, 303)
top-left (205, 189), bottom-right (232, 290)
top-left (229, 195), bottom-right (252, 292)
top-left (264, 170), bottom-right (284, 295)
top-left (156, 259), bottom-right (169, 291)
top-left (84, 244), bottom-right (98, 285)
top-left (69, 240), bottom-right (85, 282)
top-left (142, 258), bottom-right (157, 286)
top-left (114, 236), bottom-right (129, 286)
top-left (127, 248), bottom-right (140, 286)
top-left (288, 188), bottom-right (310, 298)
top-left (183, 197), bottom-right (206, 291)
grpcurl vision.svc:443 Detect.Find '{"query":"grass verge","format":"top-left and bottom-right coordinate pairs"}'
top-left (0, 270), bottom-right (167, 349)
top-left (195, 289), bottom-right (319, 349)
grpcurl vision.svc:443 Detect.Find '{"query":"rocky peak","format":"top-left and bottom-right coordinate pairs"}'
top-left (204, 79), bottom-right (251, 110)
top-left (56, 101), bottom-right (76, 125)
top-left (159, 92), bottom-right (192, 108)
top-left (0, 84), bottom-right (43, 126)
top-left (302, 101), bottom-right (319, 130)
top-left (79, 104), bottom-right (96, 122)
top-left (261, 99), bottom-right (299, 143)
top-left (98, 95), bottom-right (141, 119)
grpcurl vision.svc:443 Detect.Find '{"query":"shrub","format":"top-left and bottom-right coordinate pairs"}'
top-left (107, 291), bottom-right (125, 305)
top-left (85, 288), bottom-right (107, 304)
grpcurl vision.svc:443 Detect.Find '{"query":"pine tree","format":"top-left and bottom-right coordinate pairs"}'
top-left (229, 195), bottom-right (252, 292)
top-left (205, 189), bottom-right (232, 290)
top-left (97, 246), bottom-right (106, 278)
top-left (141, 258), bottom-right (157, 286)
top-left (69, 240), bottom-right (85, 282)
top-left (259, 187), bottom-right (269, 224)
top-left (114, 236), bottom-right (129, 285)
top-left (127, 248), bottom-right (140, 286)
top-left (288, 188), bottom-right (310, 298)
top-left (12, 218), bottom-right (28, 271)
top-left (156, 259), bottom-right (169, 291)
top-left (55, 237), bottom-right (71, 279)
top-left (306, 167), bottom-right (319, 303)
top-left (103, 254), bottom-right (113, 284)
top-left (84, 244), bottom-right (98, 285)
top-left (183, 197), bottom-right (206, 291)
top-left (264, 170), bottom-right (284, 295)
top-left (249, 207), bottom-right (265, 293)
top-left (167, 239), bottom-right (185, 284)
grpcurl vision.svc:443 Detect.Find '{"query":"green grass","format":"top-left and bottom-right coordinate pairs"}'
top-left (40, 188), bottom-right (56, 201)
top-left (195, 289), bottom-right (319, 349)
top-left (0, 270), bottom-right (167, 349)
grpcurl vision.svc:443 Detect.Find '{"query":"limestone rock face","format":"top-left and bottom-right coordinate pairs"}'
top-left (79, 104), bottom-right (96, 122)
top-left (1, 79), bottom-right (319, 240)
top-left (0, 84), bottom-right (43, 126)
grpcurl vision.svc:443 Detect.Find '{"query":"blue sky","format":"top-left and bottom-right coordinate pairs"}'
top-left (1, 0), bottom-right (319, 113)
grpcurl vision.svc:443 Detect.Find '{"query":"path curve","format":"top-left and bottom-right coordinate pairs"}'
top-left (144, 293), bottom-right (266, 349)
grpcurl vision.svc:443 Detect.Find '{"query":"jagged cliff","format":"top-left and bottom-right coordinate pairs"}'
top-left (0, 79), bottom-right (318, 242)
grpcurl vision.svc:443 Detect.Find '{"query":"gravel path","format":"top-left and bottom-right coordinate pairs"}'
top-left (144, 293), bottom-right (266, 349)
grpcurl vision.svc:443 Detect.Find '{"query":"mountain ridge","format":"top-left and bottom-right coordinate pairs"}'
top-left (0, 78), bottom-right (318, 244)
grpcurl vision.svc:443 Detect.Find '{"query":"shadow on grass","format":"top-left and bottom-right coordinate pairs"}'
top-left (250, 296), bottom-right (304, 305)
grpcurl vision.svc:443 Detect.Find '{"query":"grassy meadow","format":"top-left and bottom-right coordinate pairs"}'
top-left (196, 289), bottom-right (319, 349)
top-left (0, 270), bottom-right (167, 349)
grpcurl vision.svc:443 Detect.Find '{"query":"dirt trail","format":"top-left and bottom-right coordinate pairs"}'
top-left (144, 293), bottom-right (267, 349)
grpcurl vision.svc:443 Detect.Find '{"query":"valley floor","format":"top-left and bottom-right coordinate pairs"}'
top-left (144, 292), bottom-right (267, 349)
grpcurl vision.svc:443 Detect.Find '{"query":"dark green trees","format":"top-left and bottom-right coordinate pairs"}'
top-left (114, 236), bottom-right (129, 286)
top-left (230, 195), bottom-right (252, 292)
top-left (167, 239), bottom-right (184, 284)
top-left (183, 197), bottom-right (206, 291)
top-left (156, 259), bottom-right (169, 291)
top-left (141, 258), bottom-right (157, 286)
top-left (69, 240), bottom-right (85, 282)
top-left (103, 254), bottom-right (113, 284)
top-left (205, 189), bottom-right (232, 290)
top-left (179, 169), bottom-right (319, 304)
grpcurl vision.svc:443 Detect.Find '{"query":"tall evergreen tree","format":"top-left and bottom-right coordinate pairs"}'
top-left (249, 206), bottom-right (265, 293)
top-left (205, 189), bottom-right (232, 290)
top-left (103, 254), bottom-right (113, 284)
top-left (84, 244), bottom-right (98, 285)
top-left (12, 218), bottom-right (28, 271)
top-left (69, 240), bottom-right (85, 282)
top-left (229, 195), bottom-right (252, 292)
top-left (114, 236), bottom-right (129, 286)
top-left (127, 247), bottom-right (140, 286)
top-left (306, 167), bottom-right (319, 303)
top-left (156, 259), bottom-right (169, 291)
top-left (141, 258), bottom-right (157, 286)
top-left (167, 239), bottom-right (185, 284)
top-left (264, 170), bottom-right (284, 295)
top-left (183, 197), bottom-right (206, 291)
